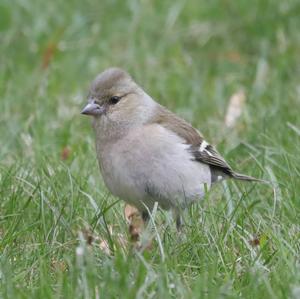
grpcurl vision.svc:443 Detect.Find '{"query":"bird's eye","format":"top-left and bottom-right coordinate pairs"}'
top-left (109, 96), bottom-right (121, 105)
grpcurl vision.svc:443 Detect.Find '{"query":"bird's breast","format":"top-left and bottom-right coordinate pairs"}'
top-left (95, 124), bottom-right (212, 210)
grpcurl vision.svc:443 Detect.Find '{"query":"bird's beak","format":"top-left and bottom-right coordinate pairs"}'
top-left (81, 102), bottom-right (105, 116)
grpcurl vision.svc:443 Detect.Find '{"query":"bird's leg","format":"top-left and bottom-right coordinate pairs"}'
top-left (172, 209), bottom-right (183, 231)
top-left (176, 215), bottom-right (183, 231)
top-left (141, 210), bottom-right (150, 224)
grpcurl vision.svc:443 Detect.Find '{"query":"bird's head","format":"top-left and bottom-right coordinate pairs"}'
top-left (81, 68), bottom-right (155, 129)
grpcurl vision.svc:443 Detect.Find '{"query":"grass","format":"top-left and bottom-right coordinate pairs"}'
top-left (1, 0), bottom-right (300, 298)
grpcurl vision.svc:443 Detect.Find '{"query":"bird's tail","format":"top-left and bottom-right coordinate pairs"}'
top-left (231, 172), bottom-right (269, 184)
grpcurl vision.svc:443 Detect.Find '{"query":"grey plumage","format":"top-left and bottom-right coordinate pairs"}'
top-left (81, 67), bottom-right (264, 221)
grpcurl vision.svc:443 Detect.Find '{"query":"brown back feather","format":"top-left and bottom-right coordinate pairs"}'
top-left (148, 105), bottom-right (261, 182)
top-left (149, 105), bottom-right (204, 146)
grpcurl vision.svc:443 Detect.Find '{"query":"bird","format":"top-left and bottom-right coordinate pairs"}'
top-left (81, 67), bottom-right (263, 228)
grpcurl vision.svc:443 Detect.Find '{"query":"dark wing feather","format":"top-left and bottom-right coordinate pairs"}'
top-left (149, 105), bottom-right (261, 182)
top-left (190, 144), bottom-right (234, 176)
top-left (191, 143), bottom-right (263, 182)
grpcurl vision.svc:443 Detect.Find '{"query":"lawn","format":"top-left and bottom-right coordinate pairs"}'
top-left (1, 0), bottom-right (300, 298)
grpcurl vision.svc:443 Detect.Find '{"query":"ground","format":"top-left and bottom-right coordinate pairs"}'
top-left (1, 0), bottom-right (300, 298)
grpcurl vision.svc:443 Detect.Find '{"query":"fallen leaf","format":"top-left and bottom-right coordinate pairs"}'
top-left (124, 204), bottom-right (144, 242)
top-left (124, 204), bottom-right (139, 222)
top-left (51, 258), bottom-right (68, 272)
top-left (61, 147), bottom-right (71, 160)
top-left (225, 51), bottom-right (243, 64)
top-left (225, 90), bottom-right (246, 128)
top-left (249, 237), bottom-right (260, 247)
top-left (41, 28), bottom-right (65, 70)
top-left (42, 42), bottom-right (57, 69)
top-left (99, 239), bottom-right (110, 255)
top-left (81, 227), bottom-right (94, 245)
top-left (80, 226), bottom-right (128, 255)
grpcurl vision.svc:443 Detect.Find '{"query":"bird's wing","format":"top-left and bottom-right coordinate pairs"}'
top-left (149, 105), bottom-right (259, 182)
